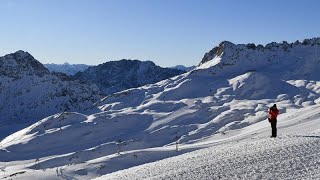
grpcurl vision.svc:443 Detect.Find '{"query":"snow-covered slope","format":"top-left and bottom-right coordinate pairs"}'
top-left (2, 104), bottom-right (320, 180)
top-left (1, 38), bottom-right (320, 179)
top-left (98, 107), bottom-right (320, 179)
top-left (0, 51), bottom-right (103, 139)
top-left (73, 59), bottom-right (186, 94)
top-left (44, 62), bottom-right (90, 75)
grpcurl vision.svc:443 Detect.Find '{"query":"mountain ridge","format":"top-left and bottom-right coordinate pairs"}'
top-left (73, 59), bottom-right (186, 94)
top-left (200, 37), bottom-right (320, 66)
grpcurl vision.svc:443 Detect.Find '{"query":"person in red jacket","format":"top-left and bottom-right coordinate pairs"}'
top-left (268, 104), bottom-right (279, 138)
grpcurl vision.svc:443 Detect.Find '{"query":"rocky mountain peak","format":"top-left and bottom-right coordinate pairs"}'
top-left (199, 41), bottom-right (235, 65)
top-left (0, 50), bottom-right (49, 77)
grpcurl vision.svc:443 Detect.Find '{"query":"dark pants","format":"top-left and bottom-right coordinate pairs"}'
top-left (270, 120), bottom-right (277, 137)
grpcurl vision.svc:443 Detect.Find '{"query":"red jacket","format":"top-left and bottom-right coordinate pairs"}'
top-left (269, 108), bottom-right (279, 120)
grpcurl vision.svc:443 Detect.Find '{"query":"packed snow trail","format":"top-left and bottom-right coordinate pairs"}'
top-left (97, 133), bottom-right (320, 180)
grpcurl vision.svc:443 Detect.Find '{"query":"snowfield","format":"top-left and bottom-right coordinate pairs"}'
top-left (1, 105), bottom-right (320, 179)
top-left (1, 38), bottom-right (320, 179)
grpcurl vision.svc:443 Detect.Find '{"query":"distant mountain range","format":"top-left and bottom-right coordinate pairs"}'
top-left (170, 65), bottom-right (196, 71)
top-left (44, 63), bottom-right (195, 76)
top-left (73, 59), bottom-right (186, 94)
top-left (44, 62), bottom-right (90, 75)
top-left (45, 62), bottom-right (190, 95)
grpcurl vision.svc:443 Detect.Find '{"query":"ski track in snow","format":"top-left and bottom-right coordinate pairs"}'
top-left (98, 133), bottom-right (320, 180)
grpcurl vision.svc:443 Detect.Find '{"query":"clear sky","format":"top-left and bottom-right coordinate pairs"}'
top-left (1, 0), bottom-right (320, 67)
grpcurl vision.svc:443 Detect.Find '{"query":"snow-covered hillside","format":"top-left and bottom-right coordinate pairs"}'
top-left (73, 59), bottom-right (186, 94)
top-left (44, 63), bottom-right (90, 75)
top-left (1, 38), bottom-right (320, 179)
top-left (0, 51), bottom-right (103, 139)
top-left (98, 107), bottom-right (320, 179)
top-left (1, 105), bottom-right (320, 179)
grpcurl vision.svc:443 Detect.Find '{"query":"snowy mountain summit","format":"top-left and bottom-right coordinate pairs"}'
top-left (0, 51), bottom-right (103, 139)
top-left (1, 38), bottom-right (320, 179)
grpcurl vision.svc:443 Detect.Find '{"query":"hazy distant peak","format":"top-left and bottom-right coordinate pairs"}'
top-left (170, 65), bottom-right (196, 72)
top-left (44, 63), bottom-right (90, 75)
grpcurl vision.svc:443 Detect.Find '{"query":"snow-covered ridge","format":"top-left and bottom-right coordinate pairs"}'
top-left (196, 37), bottom-right (320, 81)
top-left (200, 37), bottom-right (320, 66)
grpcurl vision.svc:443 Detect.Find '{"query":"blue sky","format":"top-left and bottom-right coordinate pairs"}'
top-left (0, 0), bottom-right (320, 66)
